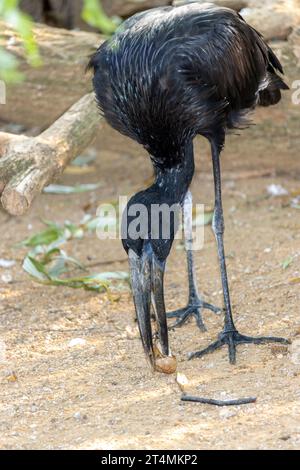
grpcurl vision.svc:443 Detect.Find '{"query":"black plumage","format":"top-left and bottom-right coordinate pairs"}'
top-left (90, 3), bottom-right (287, 158)
top-left (89, 3), bottom-right (289, 369)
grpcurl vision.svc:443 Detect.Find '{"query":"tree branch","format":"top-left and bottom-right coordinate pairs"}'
top-left (0, 93), bottom-right (102, 216)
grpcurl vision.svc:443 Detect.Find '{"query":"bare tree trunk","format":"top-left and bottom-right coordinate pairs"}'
top-left (0, 93), bottom-right (102, 216)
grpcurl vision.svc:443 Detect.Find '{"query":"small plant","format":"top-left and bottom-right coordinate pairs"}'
top-left (19, 218), bottom-right (129, 294)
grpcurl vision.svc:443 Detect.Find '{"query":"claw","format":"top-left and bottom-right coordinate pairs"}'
top-left (188, 329), bottom-right (290, 364)
top-left (195, 311), bottom-right (207, 332)
top-left (238, 334), bottom-right (290, 346)
top-left (167, 300), bottom-right (220, 331)
top-left (188, 338), bottom-right (223, 360)
top-left (202, 302), bottom-right (222, 315)
top-left (170, 309), bottom-right (191, 329)
top-left (167, 307), bottom-right (189, 320)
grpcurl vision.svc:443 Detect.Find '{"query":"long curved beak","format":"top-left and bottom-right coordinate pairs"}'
top-left (128, 243), bottom-right (171, 371)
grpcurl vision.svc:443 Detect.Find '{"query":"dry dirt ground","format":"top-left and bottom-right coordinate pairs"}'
top-left (0, 105), bottom-right (300, 450)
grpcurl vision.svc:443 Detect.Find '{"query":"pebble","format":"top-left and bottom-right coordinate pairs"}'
top-left (267, 184), bottom-right (288, 197)
top-left (0, 339), bottom-right (6, 363)
top-left (176, 372), bottom-right (189, 392)
top-left (68, 338), bottom-right (86, 348)
top-left (290, 339), bottom-right (300, 365)
top-left (73, 411), bottom-right (82, 420)
top-left (0, 259), bottom-right (15, 268)
top-left (5, 370), bottom-right (18, 382)
top-left (219, 408), bottom-right (237, 419)
top-left (73, 411), bottom-right (88, 421)
top-left (1, 273), bottom-right (13, 284)
top-left (205, 362), bottom-right (215, 369)
top-left (125, 325), bottom-right (139, 339)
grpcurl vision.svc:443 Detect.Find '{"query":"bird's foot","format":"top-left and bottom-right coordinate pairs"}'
top-left (167, 298), bottom-right (221, 332)
top-left (188, 329), bottom-right (290, 364)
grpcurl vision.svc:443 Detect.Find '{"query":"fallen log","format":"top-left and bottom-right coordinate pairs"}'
top-left (0, 21), bottom-right (102, 128)
top-left (0, 93), bottom-right (102, 216)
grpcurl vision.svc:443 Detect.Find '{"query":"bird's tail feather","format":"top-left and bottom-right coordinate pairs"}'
top-left (258, 74), bottom-right (289, 107)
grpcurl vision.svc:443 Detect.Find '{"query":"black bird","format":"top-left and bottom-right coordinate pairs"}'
top-left (89, 2), bottom-right (290, 369)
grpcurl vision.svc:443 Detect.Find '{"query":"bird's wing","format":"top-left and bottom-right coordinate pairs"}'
top-left (170, 6), bottom-right (287, 111)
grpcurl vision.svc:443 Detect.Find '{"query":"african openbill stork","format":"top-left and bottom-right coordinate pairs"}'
top-left (89, 3), bottom-right (290, 370)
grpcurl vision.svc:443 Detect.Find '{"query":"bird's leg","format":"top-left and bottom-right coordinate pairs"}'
top-left (167, 190), bottom-right (220, 332)
top-left (188, 138), bottom-right (290, 364)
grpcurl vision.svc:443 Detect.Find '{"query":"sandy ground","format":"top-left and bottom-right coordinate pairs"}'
top-left (0, 105), bottom-right (300, 450)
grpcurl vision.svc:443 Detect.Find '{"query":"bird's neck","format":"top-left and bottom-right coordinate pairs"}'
top-left (153, 141), bottom-right (195, 204)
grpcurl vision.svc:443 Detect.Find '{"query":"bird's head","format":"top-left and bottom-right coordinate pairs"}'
top-left (121, 142), bottom-right (194, 372)
top-left (121, 186), bottom-right (181, 372)
top-left (122, 187), bottom-right (181, 261)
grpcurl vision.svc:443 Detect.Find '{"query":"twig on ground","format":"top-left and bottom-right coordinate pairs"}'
top-left (181, 394), bottom-right (257, 406)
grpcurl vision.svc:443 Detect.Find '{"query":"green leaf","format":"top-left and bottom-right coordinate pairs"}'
top-left (43, 183), bottom-right (102, 194)
top-left (23, 249), bottom-right (128, 293)
top-left (0, 2), bottom-right (42, 83)
top-left (89, 272), bottom-right (129, 282)
top-left (81, 0), bottom-right (118, 35)
top-left (282, 256), bottom-right (293, 270)
top-left (23, 253), bottom-right (104, 292)
top-left (193, 211), bottom-right (214, 227)
top-left (20, 216), bottom-right (129, 294)
top-left (20, 226), bottom-right (64, 247)
top-left (72, 153), bottom-right (97, 167)
top-left (23, 256), bottom-right (51, 282)
top-left (5, 9), bottom-right (41, 67)
top-left (55, 250), bottom-right (87, 271)
top-left (0, 48), bottom-right (24, 82)
top-left (84, 216), bottom-right (102, 231)
top-left (39, 247), bottom-right (61, 263)
top-left (18, 216), bottom-right (101, 250)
